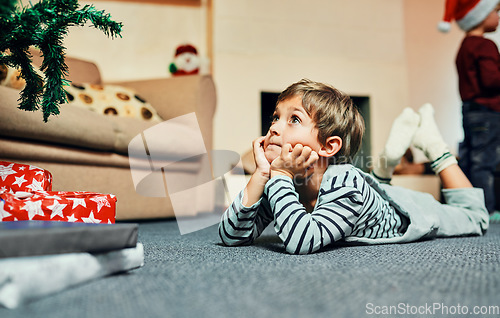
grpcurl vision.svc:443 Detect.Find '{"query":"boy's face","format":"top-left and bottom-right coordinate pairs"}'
top-left (483, 4), bottom-right (500, 32)
top-left (263, 95), bottom-right (322, 163)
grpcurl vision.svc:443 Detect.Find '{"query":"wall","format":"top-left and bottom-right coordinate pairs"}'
top-left (34, 0), bottom-right (209, 81)
top-left (212, 0), bottom-right (410, 163)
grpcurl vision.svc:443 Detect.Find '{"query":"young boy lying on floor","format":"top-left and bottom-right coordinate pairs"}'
top-left (219, 79), bottom-right (489, 254)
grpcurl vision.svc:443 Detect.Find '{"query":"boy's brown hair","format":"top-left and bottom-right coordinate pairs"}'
top-left (277, 79), bottom-right (365, 164)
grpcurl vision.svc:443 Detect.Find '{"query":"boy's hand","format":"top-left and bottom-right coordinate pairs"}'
top-left (252, 136), bottom-right (271, 179)
top-left (270, 144), bottom-right (319, 180)
top-left (242, 137), bottom-right (272, 207)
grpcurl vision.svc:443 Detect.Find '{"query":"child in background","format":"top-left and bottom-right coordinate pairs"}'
top-left (219, 79), bottom-right (488, 255)
top-left (438, 0), bottom-right (500, 219)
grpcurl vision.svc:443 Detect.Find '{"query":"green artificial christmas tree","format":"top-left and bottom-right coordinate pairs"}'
top-left (0, 0), bottom-right (122, 122)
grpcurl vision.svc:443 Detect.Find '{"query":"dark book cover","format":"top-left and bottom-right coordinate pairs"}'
top-left (0, 221), bottom-right (138, 258)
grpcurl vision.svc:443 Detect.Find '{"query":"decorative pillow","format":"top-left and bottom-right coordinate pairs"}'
top-left (1, 64), bottom-right (162, 122)
top-left (64, 83), bottom-right (162, 122)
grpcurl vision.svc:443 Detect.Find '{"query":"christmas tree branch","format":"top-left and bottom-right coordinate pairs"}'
top-left (39, 23), bottom-right (69, 120)
top-left (11, 46), bottom-right (44, 112)
top-left (75, 5), bottom-right (122, 38)
top-left (0, 0), bottom-right (123, 122)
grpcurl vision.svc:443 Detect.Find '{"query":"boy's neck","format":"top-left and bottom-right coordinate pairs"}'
top-left (294, 159), bottom-right (330, 212)
top-left (466, 23), bottom-right (488, 37)
top-left (466, 29), bottom-right (485, 37)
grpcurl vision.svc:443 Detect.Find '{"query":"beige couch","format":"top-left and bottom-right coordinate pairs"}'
top-left (0, 55), bottom-right (218, 220)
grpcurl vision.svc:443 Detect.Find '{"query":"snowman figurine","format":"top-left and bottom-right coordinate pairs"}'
top-left (169, 44), bottom-right (200, 76)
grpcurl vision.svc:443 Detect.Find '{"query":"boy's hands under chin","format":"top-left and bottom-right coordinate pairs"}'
top-left (252, 136), bottom-right (271, 179)
top-left (270, 143), bottom-right (319, 180)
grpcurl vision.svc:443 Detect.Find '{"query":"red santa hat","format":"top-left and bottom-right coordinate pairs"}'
top-left (175, 44), bottom-right (198, 56)
top-left (438, 0), bottom-right (499, 32)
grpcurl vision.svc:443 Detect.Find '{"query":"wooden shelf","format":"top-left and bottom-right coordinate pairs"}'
top-left (90, 0), bottom-right (202, 7)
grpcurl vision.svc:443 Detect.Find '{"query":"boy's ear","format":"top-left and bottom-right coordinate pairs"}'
top-left (318, 136), bottom-right (342, 158)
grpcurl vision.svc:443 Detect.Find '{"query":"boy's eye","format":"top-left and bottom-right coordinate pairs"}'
top-left (290, 115), bottom-right (301, 124)
top-left (269, 114), bottom-right (301, 124)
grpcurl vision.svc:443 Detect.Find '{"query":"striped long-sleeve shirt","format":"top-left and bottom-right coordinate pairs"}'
top-left (219, 164), bottom-right (408, 254)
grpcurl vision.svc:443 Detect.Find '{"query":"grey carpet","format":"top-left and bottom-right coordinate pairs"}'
top-left (2, 221), bottom-right (499, 318)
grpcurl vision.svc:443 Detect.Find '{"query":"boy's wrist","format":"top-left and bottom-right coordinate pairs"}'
top-left (253, 168), bottom-right (270, 181)
top-left (270, 169), bottom-right (293, 180)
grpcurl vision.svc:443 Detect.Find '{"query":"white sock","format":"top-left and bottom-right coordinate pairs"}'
top-left (372, 108), bottom-right (420, 183)
top-left (412, 103), bottom-right (457, 174)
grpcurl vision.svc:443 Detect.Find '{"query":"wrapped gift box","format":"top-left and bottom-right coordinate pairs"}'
top-left (0, 161), bottom-right (52, 192)
top-left (0, 191), bottom-right (116, 223)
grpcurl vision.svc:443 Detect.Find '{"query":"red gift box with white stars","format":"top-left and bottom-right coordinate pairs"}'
top-left (0, 190), bottom-right (116, 223)
top-left (0, 161), bottom-right (53, 192)
top-left (0, 161), bottom-right (116, 223)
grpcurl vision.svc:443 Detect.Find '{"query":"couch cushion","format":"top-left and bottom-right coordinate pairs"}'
top-left (0, 86), bottom-right (152, 154)
top-left (0, 86), bottom-right (207, 161)
top-left (1, 50), bottom-right (102, 91)
top-left (0, 137), bottom-right (202, 173)
top-left (30, 49), bottom-right (102, 85)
